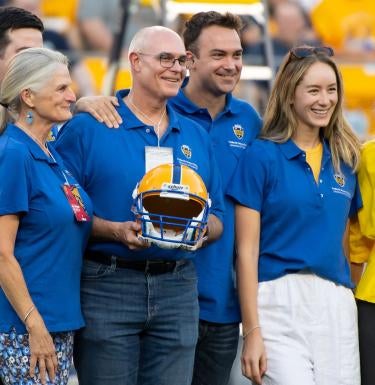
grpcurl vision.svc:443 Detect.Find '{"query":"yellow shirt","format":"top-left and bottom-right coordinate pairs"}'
top-left (350, 140), bottom-right (375, 302)
top-left (305, 142), bottom-right (323, 183)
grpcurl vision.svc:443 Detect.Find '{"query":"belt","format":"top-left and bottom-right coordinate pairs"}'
top-left (84, 251), bottom-right (182, 275)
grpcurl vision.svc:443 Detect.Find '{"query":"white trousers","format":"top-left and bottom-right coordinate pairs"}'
top-left (256, 273), bottom-right (360, 385)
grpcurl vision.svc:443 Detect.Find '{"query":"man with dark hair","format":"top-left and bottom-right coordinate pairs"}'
top-left (0, 6), bottom-right (43, 78)
top-left (0, 4), bottom-right (124, 125)
top-left (169, 11), bottom-right (262, 385)
top-left (0, 6), bottom-right (122, 128)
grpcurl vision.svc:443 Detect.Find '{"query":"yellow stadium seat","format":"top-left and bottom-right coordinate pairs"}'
top-left (170, 0), bottom-right (258, 3)
top-left (164, 0), bottom-right (263, 23)
top-left (140, 0), bottom-right (154, 6)
top-left (83, 56), bottom-right (132, 94)
top-left (115, 68), bottom-right (133, 90)
top-left (340, 64), bottom-right (375, 107)
top-left (40, 0), bottom-right (79, 24)
top-left (82, 57), bottom-right (107, 94)
top-left (340, 64), bottom-right (375, 137)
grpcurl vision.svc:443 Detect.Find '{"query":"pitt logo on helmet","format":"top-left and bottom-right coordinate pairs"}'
top-left (132, 163), bottom-right (210, 250)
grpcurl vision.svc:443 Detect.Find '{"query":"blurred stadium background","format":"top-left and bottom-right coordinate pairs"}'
top-left (1, 0), bottom-right (373, 383)
top-left (3, 0), bottom-right (375, 140)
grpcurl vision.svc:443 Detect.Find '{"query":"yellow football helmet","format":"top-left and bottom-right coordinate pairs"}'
top-left (132, 163), bottom-right (210, 250)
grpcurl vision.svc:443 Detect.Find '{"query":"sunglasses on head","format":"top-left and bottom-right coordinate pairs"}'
top-left (290, 46), bottom-right (334, 59)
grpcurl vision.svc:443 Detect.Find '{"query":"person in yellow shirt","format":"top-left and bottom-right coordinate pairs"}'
top-left (350, 140), bottom-right (375, 385)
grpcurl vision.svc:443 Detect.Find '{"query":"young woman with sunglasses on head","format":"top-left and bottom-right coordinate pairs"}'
top-left (227, 46), bottom-right (361, 385)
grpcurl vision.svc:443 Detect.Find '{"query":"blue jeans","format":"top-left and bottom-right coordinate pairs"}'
top-left (192, 320), bottom-right (239, 385)
top-left (74, 259), bottom-right (199, 385)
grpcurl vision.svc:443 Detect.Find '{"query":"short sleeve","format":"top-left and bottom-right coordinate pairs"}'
top-left (356, 141), bottom-right (375, 237)
top-left (350, 216), bottom-right (373, 264)
top-left (349, 175), bottom-right (362, 218)
top-left (226, 140), bottom-right (270, 212)
top-left (53, 115), bottom-right (89, 187)
top-left (0, 139), bottom-right (30, 215)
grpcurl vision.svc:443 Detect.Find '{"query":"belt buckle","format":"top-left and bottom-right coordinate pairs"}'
top-left (145, 260), bottom-right (161, 275)
top-left (145, 260), bottom-right (173, 275)
top-left (145, 259), bottom-right (155, 275)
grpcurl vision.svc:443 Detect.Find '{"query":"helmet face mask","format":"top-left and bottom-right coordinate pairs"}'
top-left (132, 164), bottom-right (210, 250)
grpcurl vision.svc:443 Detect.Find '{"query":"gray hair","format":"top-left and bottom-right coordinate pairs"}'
top-left (0, 47), bottom-right (69, 132)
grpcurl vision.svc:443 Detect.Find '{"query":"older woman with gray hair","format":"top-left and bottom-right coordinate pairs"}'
top-left (0, 47), bottom-right (92, 385)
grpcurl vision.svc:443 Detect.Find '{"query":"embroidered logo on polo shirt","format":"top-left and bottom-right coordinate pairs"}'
top-left (233, 124), bottom-right (244, 140)
top-left (332, 173), bottom-right (351, 198)
top-left (334, 174), bottom-right (345, 187)
top-left (181, 144), bottom-right (192, 159)
top-left (47, 129), bottom-right (57, 142)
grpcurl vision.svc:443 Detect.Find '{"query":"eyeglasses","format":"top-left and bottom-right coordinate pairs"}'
top-left (138, 52), bottom-right (192, 69)
top-left (290, 46), bottom-right (334, 59)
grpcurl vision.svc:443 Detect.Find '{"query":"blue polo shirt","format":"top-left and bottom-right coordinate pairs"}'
top-left (227, 138), bottom-right (361, 288)
top-left (170, 85), bottom-right (262, 323)
top-left (0, 124), bottom-right (93, 334)
top-left (54, 89), bottom-right (224, 261)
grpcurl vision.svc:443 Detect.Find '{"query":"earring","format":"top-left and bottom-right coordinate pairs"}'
top-left (25, 110), bottom-right (33, 125)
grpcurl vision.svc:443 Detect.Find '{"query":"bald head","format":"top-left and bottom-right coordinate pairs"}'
top-left (128, 26), bottom-right (185, 57)
top-left (127, 25), bottom-right (187, 101)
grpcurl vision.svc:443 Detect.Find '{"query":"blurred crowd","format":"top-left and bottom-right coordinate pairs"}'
top-left (1, 0), bottom-right (375, 137)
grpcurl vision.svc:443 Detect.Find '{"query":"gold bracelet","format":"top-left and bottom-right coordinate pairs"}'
top-left (23, 305), bottom-right (35, 324)
top-left (243, 325), bottom-right (261, 340)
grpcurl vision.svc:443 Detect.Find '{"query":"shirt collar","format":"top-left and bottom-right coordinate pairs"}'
top-left (116, 89), bottom-right (180, 132)
top-left (5, 124), bottom-right (57, 163)
top-left (176, 77), bottom-right (239, 115)
top-left (279, 137), bottom-right (331, 160)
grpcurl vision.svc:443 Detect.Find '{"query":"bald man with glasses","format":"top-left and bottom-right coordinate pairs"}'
top-left (54, 26), bottom-right (224, 385)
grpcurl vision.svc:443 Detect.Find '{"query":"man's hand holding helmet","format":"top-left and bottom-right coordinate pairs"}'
top-left (132, 163), bottom-right (211, 251)
top-left (115, 221), bottom-right (150, 250)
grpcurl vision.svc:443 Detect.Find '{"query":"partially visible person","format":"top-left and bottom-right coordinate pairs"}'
top-left (350, 140), bottom-right (375, 385)
top-left (239, 15), bottom-right (262, 50)
top-left (246, 1), bottom-right (319, 64)
top-left (54, 26), bottom-right (224, 385)
top-left (228, 46), bottom-right (361, 385)
top-left (77, 0), bottom-right (158, 54)
top-left (0, 5), bottom-right (43, 79)
top-left (243, 1), bottom-right (321, 112)
top-left (4, 0), bottom-right (95, 98)
top-left (0, 47), bottom-right (92, 385)
top-left (169, 11), bottom-right (262, 385)
top-left (0, 6), bottom-right (122, 129)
